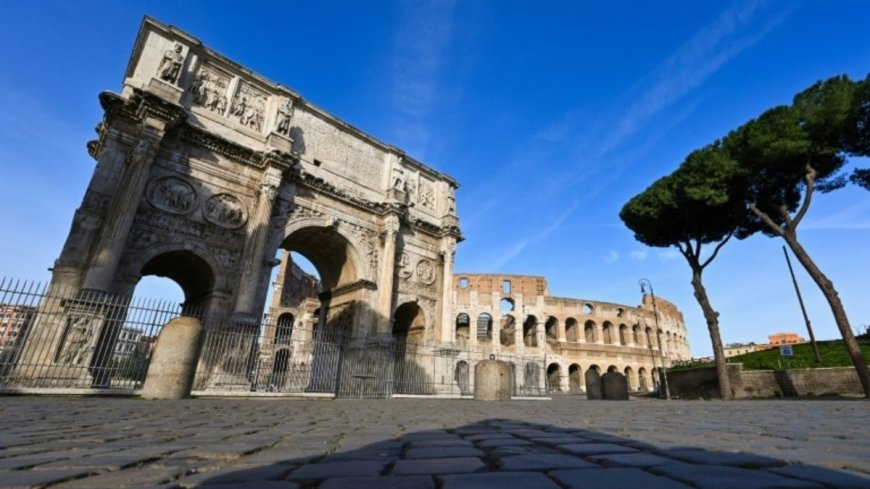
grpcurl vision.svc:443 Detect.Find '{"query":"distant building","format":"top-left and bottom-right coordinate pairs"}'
top-left (113, 327), bottom-right (143, 360)
top-left (0, 305), bottom-right (35, 350)
top-left (725, 343), bottom-right (758, 358)
top-left (768, 332), bottom-right (805, 345)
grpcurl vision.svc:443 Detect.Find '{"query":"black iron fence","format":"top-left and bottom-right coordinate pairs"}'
top-left (0, 278), bottom-right (550, 398)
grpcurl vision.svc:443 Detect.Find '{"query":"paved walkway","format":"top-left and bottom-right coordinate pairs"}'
top-left (0, 395), bottom-right (868, 488)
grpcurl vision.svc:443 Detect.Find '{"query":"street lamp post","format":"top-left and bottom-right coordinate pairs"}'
top-left (639, 278), bottom-right (671, 400)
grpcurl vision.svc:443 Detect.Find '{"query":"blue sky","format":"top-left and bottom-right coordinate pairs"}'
top-left (1, 1), bottom-right (869, 356)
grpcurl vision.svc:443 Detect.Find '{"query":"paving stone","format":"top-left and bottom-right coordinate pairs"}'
top-left (199, 482), bottom-right (300, 488)
top-left (498, 453), bottom-right (598, 470)
top-left (661, 449), bottom-right (787, 468)
top-left (407, 438), bottom-right (473, 448)
top-left (286, 460), bottom-right (387, 480)
top-left (177, 463), bottom-right (294, 486)
top-left (438, 471), bottom-right (562, 489)
top-left (550, 467), bottom-right (693, 489)
top-left (651, 464), bottom-right (823, 489)
top-left (0, 468), bottom-right (95, 488)
top-left (319, 475), bottom-right (436, 489)
top-left (475, 437), bottom-right (532, 448)
top-left (463, 433), bottom-right (515, 442)
top-left (559, 443), bottom-right (638, 455)
top-left (391, 457), bottom-right (486, 475)
top-left (588, 452), bottom-right (684, 467)
top-left (405, 446), bottom-right (484, 459)
top-left (766, 464), bottom-right (870, 489)
top-left (529, 436), bottom-right (588, 445)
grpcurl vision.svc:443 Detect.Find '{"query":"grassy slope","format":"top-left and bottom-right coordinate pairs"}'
top-left (727, 340), bottom-right (870, 371)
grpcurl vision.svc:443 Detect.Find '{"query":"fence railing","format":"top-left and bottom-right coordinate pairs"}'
top-left (0, 277), bottom-right (550, 398)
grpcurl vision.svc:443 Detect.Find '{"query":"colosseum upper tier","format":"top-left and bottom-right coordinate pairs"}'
top-left (451, 273), bottom-right (691, 393)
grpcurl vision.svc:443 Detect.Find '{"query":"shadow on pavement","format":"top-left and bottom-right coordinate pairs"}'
top-left (185, 418), bottom-right (870, 489)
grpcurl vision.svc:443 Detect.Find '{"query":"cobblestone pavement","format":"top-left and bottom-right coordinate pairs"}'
top-left (0, 395), bottom-right (868, 488)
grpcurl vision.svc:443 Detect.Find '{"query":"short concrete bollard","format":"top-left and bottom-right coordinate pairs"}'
top-left (141, 316), bottom-right (205, 400)
top-left (474, 359), bottom-right (511, 401)
top-left (585, 371), bottom-right (603, 400)
top-left (601, 372), bottom-right (629, 400)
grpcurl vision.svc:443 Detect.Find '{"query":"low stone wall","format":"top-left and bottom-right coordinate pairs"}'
top-left (740, 367), bottom-right (863, 398)
top-left (668, 364), bottom-right (864, 399)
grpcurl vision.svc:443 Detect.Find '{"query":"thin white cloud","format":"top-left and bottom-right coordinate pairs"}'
top-left (802, 198), bottom-right (870, 230)
top-left (389, 0), bottom-right (457, 159)
top-left (489, 201), bottom-right (582, 270)
top-left (597, 0), bottom-right (795, 156)
top-left (604, 251), bottom-right (620, 263)
top-left (629, 250), bottom-right (648, 260)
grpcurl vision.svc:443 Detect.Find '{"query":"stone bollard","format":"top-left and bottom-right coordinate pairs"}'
top-left (141, 316), bottom-right (205, 400)
top-left (585, 371), bottom-right (603, 400)
top-left (601, 372), bottom-right (629, 400)
top-left (474, 358), bottom-right (511, 401)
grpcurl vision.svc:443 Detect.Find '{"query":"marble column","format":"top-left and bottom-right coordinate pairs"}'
top-left (234, 165), bottom-right (283, 316)
top-left (377, 214), bottom-right (400, 334)
top-left (81, 123), bottom-right (165, 291)
top-left (439, 239), bottom-right (456, 343)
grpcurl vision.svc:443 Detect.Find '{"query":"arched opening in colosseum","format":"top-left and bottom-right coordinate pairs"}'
top-left (455, 360), bottom-right (470, 395)
top-left (546, 363), bottom-right (561, 392)
top-left (602, 321), bottom-right (614, 344)
top-left (607, 365), bottom-right (619, 373)
top-left (392, 302), bottom-right (427, 394)
top-left (624, 366), bottom-right (634, 391)
top-left (500, 315), bottom-right (516, 347)
top-left (617, 308), bottom-right (625, 317)
top-left (545, 316), bottom-right (558, 343)
top-left (565, 318), bottom-right (578, 342)
top-left (275, 313), bottom-right (294, 343)
top-left (455, 313), bottom-right (470, 344)
top-left (523, 362), bottom-right (540, 393)
top-left (645, 327), bottom-right (656, 348)
top-left (500, 298), bottom-right (515, 312)
top-left (632, 324), bottom-right (641, 345)
top-left (582, 303), bottom-right (594, 315)
top-left (618, 324), bottom-right (628, 345)
top-left (523, 315), bottom-right (538, 347)
top-left (477, 313), bottom-right (493, 342)
top-left (568, 364), bottom-right (582, 393)
top-left (584, 320), bottom-right (596, 343)
top-left (271, 348), bottom-right (290, 389)
top-left (585, 365), bottom-right (601, 396)
top-left (666, 331), bottom-right (673, 353)
top-left (638, 367), bottom-right (648, 391)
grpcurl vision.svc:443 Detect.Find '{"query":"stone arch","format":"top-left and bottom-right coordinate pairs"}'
top-left (500, 297), bottom-right (515, 312)
top-left (275, 313), bottom-right (294, 345)
top-left (455, 313), bottom-right (470, 343)
top-left (585, 365), bottom-right (602, 399)
top-left (623, 366), bottom-right (634, 391)
top-left (638, 367), bottom-right (648, 391)
top-left (271, 348), bottom-right (291, 389)
top-left (500, 314), bottom-right (516, 347)
top-left (645, 327), bottom-right (656, 348)
top-left (455, 360), bottom-right (470, 395)
top-left (393, 302), bottom-right (426, 345)
top-left (546, 363), bottom-right (561, 392)
top-left (523, 362), bottom-right (541, 393)
top-left (279, 222), bottom-right (363, 291)
top-left (602, 321), bottom-right (614, 344)
top-left (632, 324), bottom-right (642, 345)
top-left (584, 320), bottom-right (596, 343)
top-left (544, 316), bottom-right (558, 342)
top-left (607, 365), bottom-right (619, 373)
top-left (565, 318), bottom-right (579, 342)
top-left (523, 315), bottom-right (538, 348)
top-left (568, 363), bottom-right (582, 393)
top-left (618, 323), bottom-right (628, 345)
top-left (392, 301), bottom-right (428, 394)
top-left (124, 246), bottom-right (220, 310)
top-left (477, 313), bottom-right (493, 342)
top-left (582, 303), bottom-right (594, 315)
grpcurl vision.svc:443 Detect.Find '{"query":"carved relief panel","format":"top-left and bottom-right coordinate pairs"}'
top-left (231, 81), bottom-right (269, 133)
top-left (190, 63), bottom-right (231, 116)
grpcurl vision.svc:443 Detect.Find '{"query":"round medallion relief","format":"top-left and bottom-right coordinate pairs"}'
top-left (203, 193), bottom-right (247, 229)
top-left (415, 260), bottom-right (436, 284)
top-left (145, 176), bottom-right (197, 215)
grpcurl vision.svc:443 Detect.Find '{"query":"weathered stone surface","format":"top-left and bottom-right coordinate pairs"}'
top-left (140, 316), bottom-right (204, 400)
top-left (474, 360), bottom-right (511, 401)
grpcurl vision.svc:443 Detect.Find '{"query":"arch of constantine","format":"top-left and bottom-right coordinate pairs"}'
top-left (9, 17), bottom-right (690, 395)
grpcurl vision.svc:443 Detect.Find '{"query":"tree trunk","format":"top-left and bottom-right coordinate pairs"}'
top-left (782, 232), bottom-right (870, 398)
top-left (690, 267), bottom-right (734, 400)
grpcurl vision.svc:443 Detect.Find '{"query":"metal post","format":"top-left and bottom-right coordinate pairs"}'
top-left (782, 246), bottom-right (822, 363)
top-left (640, 279), bottom-right (670, 400)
